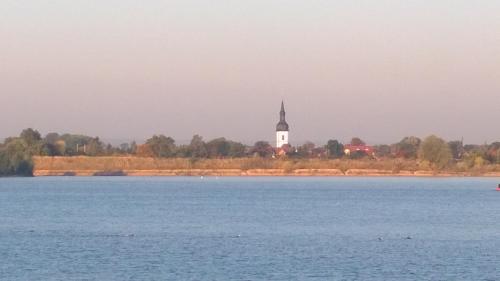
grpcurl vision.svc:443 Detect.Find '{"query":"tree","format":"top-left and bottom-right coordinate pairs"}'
top-left (393, 136), bottom-right (421, 158)
top-left (418, 135), bottom-right (452, 170)
top-left (136, 144), bottom-right (155, 157)
top-left (228, 141), bottom-right (246, 157)
top-left (20, 128), bottom-right (41, 146)
top-left (59, 134), bottom-right (93, 155)
top-left (448, 140), bottom-right (464, 160)
top-left (350, 137), bottom-right (365, 146)
top-left (486, 142), bottom-right (500, 163)
top-left (86, 137), bottom-right (104, 156)
top-left (188, 135), bottom-right (207, 158)
top-left (44, 133), bottom-right (60, 144)
top-left (206, 138), bottom-right (231, 158)
top-left (0, 138), bottom-right (33, 176)
top-left (251, 141), bottom-right (273, 157)
top-left (0, 151), bottom-right (9, 175)
top-left (326, 139), bottom-right (344, 158)
top-left (39, 141), bottom-right (61, 156)
top-left (130, 141), bottom-right (137, 154)
top-left (145, 135), bottom-right (176, 157)
top-left (296, 142), bottom-right (316, 158)
top-left (374, 144), bottom-right (391, 158)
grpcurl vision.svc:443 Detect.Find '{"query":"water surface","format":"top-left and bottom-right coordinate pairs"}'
top-left (1, 177), bottom-right (499, 280)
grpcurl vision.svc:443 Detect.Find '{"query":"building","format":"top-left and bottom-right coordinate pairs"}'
top-left (276, 101), bottom-right (289, 148)
top-left (343, 144), bottom-right (374, 156)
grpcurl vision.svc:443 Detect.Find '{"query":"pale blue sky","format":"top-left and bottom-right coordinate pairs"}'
top-left (1, 1), bottom-right (499, 144)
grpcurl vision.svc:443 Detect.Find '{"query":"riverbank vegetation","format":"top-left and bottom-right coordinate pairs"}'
top-left (1, 128), bottom-right (499, 176)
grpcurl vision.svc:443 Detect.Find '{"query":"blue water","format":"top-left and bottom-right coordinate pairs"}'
top-left (1, 177), bottom-right (499, 281)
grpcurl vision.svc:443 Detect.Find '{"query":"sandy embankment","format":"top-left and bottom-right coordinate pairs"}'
top-left (33, 168), bottom-right (346, 177)
top-left (32, 156), bottom-right (500, 177)
top-left (33, 169), bottom-right (500, 177)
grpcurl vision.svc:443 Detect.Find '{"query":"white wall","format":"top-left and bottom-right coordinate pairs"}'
top-left (276, 131), bottom-right (289, 148)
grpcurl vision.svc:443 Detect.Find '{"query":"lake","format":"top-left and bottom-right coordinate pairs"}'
top-left (0, 177), bottom-right (499, 280)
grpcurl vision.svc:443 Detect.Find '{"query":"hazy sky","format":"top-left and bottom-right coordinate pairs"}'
top-left (1, 0), bottom-right (499, 145)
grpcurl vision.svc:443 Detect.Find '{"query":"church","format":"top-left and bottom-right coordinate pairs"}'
top-left (276, 101), bottom-right (289, 148)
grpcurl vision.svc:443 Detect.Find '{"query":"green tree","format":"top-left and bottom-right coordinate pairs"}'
top-left (39, 141), bottom-right (61, 156)
top-left (0, 138), bottom-right (33, 176)
top-left (448, 140), bottom-right (464, 160)
top-left (174, 145), bottom-right (190, 158)
top-left (393, 136), bottom-right (421, 158)
top-left (188, 135), bottom-right (207, 158)
top-left (326, 139), bottom-right (344, 158)
top-left (44, 132), bottom-right (60, 144)
top-left (206, 138), bottom-right (231, 158)
top-left (228, 141), bottom-right (246, 157)
top-left (146, 135), bottom-right (176, 157)
top-left (418, 135), bottom-right (452, 170)
top-left (41, 133), bottom-right (65, 155)
top-left (20, 128), bottom-right (42, 146)
top-left (374, 144), bottom-right (392, 158)
top-left (86, 137), bottom-right (104, 156)
top-left (59, 134), bottom-right (93, 155)
top-left (0, 151), bottom-right (9, 175)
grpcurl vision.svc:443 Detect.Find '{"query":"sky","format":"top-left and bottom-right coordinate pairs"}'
top-left (1, 0), bottom-right (499, 145)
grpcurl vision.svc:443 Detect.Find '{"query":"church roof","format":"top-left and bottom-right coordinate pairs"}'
top-left (276, 121), bottom-right (289, 131)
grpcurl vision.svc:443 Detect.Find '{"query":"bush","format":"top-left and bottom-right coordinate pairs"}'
top-left (418, 135), bottom-right (452, 170)
top-left (0, 139), bottom-right (34, 176)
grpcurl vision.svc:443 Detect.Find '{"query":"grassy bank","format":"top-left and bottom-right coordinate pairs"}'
top-left (32, 156), bottom-right (500, 177)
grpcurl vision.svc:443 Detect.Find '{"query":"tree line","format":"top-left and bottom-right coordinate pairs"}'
top-left (1, 128), bottom-right (499, 176)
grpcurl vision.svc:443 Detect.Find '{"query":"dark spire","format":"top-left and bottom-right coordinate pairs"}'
top-left (276, 101), bottom-right (289, 131)
top-left (280, 101), bottom-right (286, 121)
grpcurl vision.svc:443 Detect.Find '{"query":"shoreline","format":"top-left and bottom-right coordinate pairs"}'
top-left (32, 156), bottom-right (500, 177)
top-left (33, 169), bottom-right (500, 177)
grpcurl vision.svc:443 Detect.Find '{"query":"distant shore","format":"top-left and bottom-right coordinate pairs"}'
top-left (33, 156), bottom-right (500, 177)
top-left (32, 169), bottom-right (500, 177)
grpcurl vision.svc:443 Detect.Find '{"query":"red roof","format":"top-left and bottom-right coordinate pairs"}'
top-left (344, 144), bottom-right (374, 153)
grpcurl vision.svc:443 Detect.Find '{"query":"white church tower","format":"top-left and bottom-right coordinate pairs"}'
top-left (276, 101), bottom-right (289, 148)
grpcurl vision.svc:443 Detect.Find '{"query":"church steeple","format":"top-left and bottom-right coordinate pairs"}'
top-left (280, 101), bottom-right (286, 122)
top-left (276, 101), bottom-right (289, 148)
top-left (276, 101), bottom-right (289, 131)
